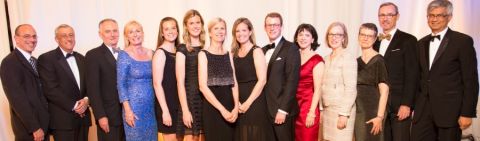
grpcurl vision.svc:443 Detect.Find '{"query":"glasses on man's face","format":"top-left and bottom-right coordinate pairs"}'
top-left (59, 33), bottom-right (75, 39)
top-left (266, 23), bottom-right (281, 28)
top-left (327, 33), bottom-right (344, 38)
top-left (19, 34), bottom-right (37, 39)
top-left (359, 33), bottom-right (375, 39)
top-left (427, 14), bottom-right (449, 19)
top-left (378, 13), bottom-right (397, 19)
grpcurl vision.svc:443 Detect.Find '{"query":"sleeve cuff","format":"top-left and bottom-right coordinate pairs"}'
top-left (278, 109), bottom-right (289, 115)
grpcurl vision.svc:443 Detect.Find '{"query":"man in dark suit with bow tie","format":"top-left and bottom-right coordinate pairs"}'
top-left (373, 2), bottom-right (418, 141)
top-left (85, 19), bottom-right (125, 141)
top-left (1, 24), bottom-right (49, 141)
top-left (262, 12), bottom-right (300, 141)
top-left (38, 24), bottom-right (91, 141)
top-left (412, 1), bottom-right (478, 141)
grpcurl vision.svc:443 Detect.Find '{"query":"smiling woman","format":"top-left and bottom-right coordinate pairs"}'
top-left (1, 1), bottom-right (480, 141)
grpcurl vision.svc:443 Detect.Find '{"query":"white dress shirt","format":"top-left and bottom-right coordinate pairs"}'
top-left (265, 36), bottom-right (282, 65)
top-left (379, 28), bottom-right (398, 56)
top-left (106, 45), bottom-right (119, 60)
top-left (16, 47), bottom-right (32, 61)
top-left (429, 27), bottom-right (448, 70)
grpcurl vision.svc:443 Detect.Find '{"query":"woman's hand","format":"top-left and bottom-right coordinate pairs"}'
top-left (125, 111), bottom-right (138, 127)
top-left (337, 115), bottom-right (348, 129)
top-left (182, 110), bottom-right (193, 128)
top-left (366, 116), bottom-right (383, 135)
top-left (305, 112), bottom-right (316, 128)
top-left (162, 112), bottom-right (172, 126)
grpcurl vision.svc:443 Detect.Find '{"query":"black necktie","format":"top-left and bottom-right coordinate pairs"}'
top-left (66, 53), bottom-right (74, 58)
top-left (265, 43), bottom-right (275, 51)
top-left (431, 35), bottom-right (441, 42)
top-left (29, 57), bottom-right (38, 75)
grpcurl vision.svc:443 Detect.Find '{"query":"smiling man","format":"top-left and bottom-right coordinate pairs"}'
top-left (373, 2), bottom-right (418, 141)
top-left (38, 24), bottom-right (91, 141)
top-left (412, 0), bottom-right (478, 141)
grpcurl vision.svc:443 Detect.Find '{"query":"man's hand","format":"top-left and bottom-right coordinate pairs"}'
top-left (396, 105), bottom-right (411, 120)
top-left (458, 116), bottom-right (472, 130)
top-left (274, 112), bottom-right (287, 124)
top-left (74, 98), bottom-right (89, 114)
top-left (98, 117), bottom-right (110, 133)
top-left (33, 128), bottom-right (44, 141)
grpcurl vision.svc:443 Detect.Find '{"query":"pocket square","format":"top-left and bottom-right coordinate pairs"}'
top-left (391, 48), bottom-right (401, 52)
top-left (276, 57), bottom-right (282, 61)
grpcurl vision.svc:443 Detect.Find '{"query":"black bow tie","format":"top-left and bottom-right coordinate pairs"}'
top-left (265, 43), bottom-right (275, 51)
top-left (431, 35), bottom-right (441, 42)
top-left (66, 53), bottom-right (74, 58)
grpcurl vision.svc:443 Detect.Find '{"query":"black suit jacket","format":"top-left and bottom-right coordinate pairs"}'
top-left (262, 37), bottom-right (300, 118)
top-left (373, 30), bottom-right (418, 114)
top-left (85, 44), bottom-right (122, 126)
top-left (0, 49), bottom-right (49, 139)
top-left (414, 28), bottom-right (479, 127)
top-left (38, 47), bottom-right (92, 130)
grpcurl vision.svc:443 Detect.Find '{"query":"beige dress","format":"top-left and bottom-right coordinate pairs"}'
top-left (321, 51), bottom-right (357, 141)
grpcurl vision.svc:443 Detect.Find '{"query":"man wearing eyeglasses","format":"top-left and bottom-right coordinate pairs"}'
top-left (0, 24), bottom-right (49, 141)
top-left (412, 0), bottom-right (478, 141)
top-left (38, 24), bottom-right (91, 141)
top-left (373, 2), bottom-right (418, 141)
top-left (262, 12), bottom-right (300, 141)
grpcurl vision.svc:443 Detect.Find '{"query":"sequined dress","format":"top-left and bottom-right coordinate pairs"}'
top-left (117, 50), bottom-right (157, 141)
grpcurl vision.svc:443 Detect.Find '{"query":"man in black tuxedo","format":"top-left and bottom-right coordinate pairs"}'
top-left (373, 2), bottom-right (418, 141)
top-left (85, 19), bottom-right (125, 141)
top-left (412, 1), bottom-right (478, 141)
top-left (38, 24), bottom-right (91, 141)
top-left (0, 24), bottom-right (49, 141)
top-left (262, 12), bottom-right (300, 141)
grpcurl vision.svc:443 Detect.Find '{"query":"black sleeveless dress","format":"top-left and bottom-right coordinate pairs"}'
top-left (233, 46), bottom-right (274, 141)
top-left (201, 50), bottom-right (235, 141)
top-left (154, 48), bottom-right (179, 133)
top-left (176, 44), bottom-right (204, 135)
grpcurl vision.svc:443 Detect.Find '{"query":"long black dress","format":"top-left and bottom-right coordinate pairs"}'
top-left (202, 50), bottom-right (235, 141)
top-left (355, 54), bottom-right (389, 141)
top-left (154, 48), bottom-right (179, 134)
top-left (176, 44), bottom-right (203, 135)
top-left (233, 47), bottom-right (274, 141)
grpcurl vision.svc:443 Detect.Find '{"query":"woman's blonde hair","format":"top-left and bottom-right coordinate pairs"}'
top-left (182, 9), bottom-right (206, 51)
top-left (123, 20), bottom-right (143, 47)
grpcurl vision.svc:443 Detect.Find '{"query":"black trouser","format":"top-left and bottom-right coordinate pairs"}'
top-left (97, 125), bottom-right (125, 141)
top-left (411, 101), bottom-right (461, 141)
top-left (51, 125), bottom-right (89, 141)
top-left (272, 117), bottom-right (294, 141)
top-left (384, 112), bottom-right (412, 141)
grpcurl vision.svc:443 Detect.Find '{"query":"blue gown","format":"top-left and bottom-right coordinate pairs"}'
top-left (117, 50), bottom-right (157, 141)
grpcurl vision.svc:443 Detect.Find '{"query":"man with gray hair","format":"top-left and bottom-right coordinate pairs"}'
top-left (38, 24), bottom-right (91, 141)
top-left (85, 18), bottom-right (125, 141)
top-left (374, 2), bottom-right (418, 141)
top-left (412, 0), bottom-right (478, 140)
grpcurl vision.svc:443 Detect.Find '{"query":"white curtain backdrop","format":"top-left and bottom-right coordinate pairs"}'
top-left (1, 0), bottom-right (479, 141)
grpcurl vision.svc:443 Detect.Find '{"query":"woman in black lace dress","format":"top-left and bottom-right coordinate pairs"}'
top-left (176, 9), bottom-right (207, 141)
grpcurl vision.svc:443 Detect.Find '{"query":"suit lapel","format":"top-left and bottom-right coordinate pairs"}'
top-left (431, 29), bottom-right (451, 67)
top-left (102, 45), bottom-right (117, 69)
top-left (383, 31), bottom-right (402, 58)
top-left (75, 53), bottom-right (84, 91)
top-left (267, 37), bottom-right (286, 74)
top-left (55, 48), bottom-right (80, 90)
top-left (14, 49), bottom-right (38, 77)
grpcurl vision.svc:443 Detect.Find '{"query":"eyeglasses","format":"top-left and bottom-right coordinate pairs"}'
top-left (427, 14), bottom-right (449, 19)
top-left (18, 34), bottom-right (37, 39)
top-left (378, 13), bottom-right (397, 18)
top-left (359, 33), bottom-right (376, 39)
top-left (266, 24), bottom-right (281, 28)
top-left (327, 33), bottom-right (344, 38)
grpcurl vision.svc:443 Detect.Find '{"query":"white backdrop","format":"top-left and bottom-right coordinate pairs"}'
top-left (1, 0), bottom-right (479, 141)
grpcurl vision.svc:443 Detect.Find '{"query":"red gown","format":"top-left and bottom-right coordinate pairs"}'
top-left (295, 54), bottom-right (323, 141)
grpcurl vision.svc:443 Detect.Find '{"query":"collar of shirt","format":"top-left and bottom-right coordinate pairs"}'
top-left (106, 44), bottom-right (119, 55)
top-left (431, 27), bottom-right (448, 40)
top-left (270, 36), bottom-right (283, 48)
top-left (16, 47), bottom-right (32, 61)
top-left (60, 47), bottom-right (74, 58)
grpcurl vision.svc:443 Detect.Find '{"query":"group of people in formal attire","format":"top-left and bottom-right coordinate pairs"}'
top-left (1, 0), bottom-right (478, 141)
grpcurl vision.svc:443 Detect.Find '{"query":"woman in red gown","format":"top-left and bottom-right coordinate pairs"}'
top-left (293, 23), bottom-right (325, 141)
